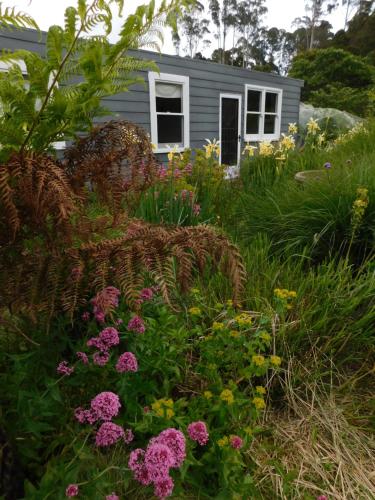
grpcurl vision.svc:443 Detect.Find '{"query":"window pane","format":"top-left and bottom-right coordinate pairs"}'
top-left (247, 90), bottom-right (261, 112)
top-left (265, 92), bottom-right (278, 113)
top-left (264, 114), bottom-right (276, 134)
top-left (156, 83), bottom-right (182, 113)
top-left (246, 113), bottom-right (259, 134)
top-left (157, 114), bottom-right (183, 144)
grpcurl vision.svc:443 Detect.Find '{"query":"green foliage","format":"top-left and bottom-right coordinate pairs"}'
top-left (0, 0), bottom-right (190, 161)
top-left (289, 48), bottom-right (375, 116)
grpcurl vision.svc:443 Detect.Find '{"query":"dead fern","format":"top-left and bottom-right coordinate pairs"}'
top-left (0, 121), bottom-right (247, 319)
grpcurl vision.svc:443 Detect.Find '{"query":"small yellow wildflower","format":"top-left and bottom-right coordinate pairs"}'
top-left (235, 313), bottom-right (252, 327)
top-left (166, 409), bottom-right (175, 419)
top-left (259, 141), bottom-right (274, 157)
top-left (306, 117), bottom-right (320, 135)
top-left (167, 145), bottom-right (179, 162)
top-left (252, 355), bottom-right (265, 367)
top-left (242, 143), bottom-right (257, 156)
top-left (212, 321), bottom-right (225, 331)
top-left (191, 288), bottom-right (200, 295)
top-left (220, 389), bottom-right (234, 404)
top-left (288, 122), bottom-right (298, 135)
top-left (259, 331), bottom-right (271, 342)
top-left (188, 307), bottom-right (202, 316)
top-left (317, 133), bottom-right (326, 146)
top-left (152, 401), bottom-right (161, 411)
top-left (226, 299), bottom-right (233, 307)
top-left (204, 138), bottom-right (220, 158)
top-left (256, 386), bottom-right (266, 395)
top-left (203, 391), bottom-right (213, 399)
top-left (151, 143), bottom-right (157, 152)
top-left (253, 397), bottom-right (266, 410)
top-left (230, 330), bottom-right (240, 338)
top-left (217, 436), bottom-right (229, 447)
top-left (270, 355), bottom-right (282, 366)
top-left (164, 399), bottom-right (174, 408)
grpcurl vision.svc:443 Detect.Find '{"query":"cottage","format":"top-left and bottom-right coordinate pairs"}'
top-left (0, 28), bottom-right (303, 166)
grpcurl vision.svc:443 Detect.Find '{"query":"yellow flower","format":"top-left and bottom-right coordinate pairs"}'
top-left (217, 436), bottom-right (229, 447)
top-left (152, 401), bottom-right (161, 411)
top-left (259, 331), bottom-right (271, 342)
top-left (151, 143), bottom-right (157, 151)
top-left (317, 133), bottom-right (326, 146)
top-left (191, 288), bottom-right (200, 295)
top-left (167, 145), bottom-right (179, 162)
top-left (256, 386), bottom-right (266, 395)
top-left (166, 409), bottom-right (175, 419)
top-left (259, 141), bottom-right (274, 157)
top-left (188, 307), bottom-right (202, 316)
top-left (152, 398), bottom-right (174, 418)
top-left (253, 397), bottom-right (266, 410)
top-left (155, 408), bottom-right (164, 417)
top-left (204, 138), bottom-right (220, 158)
top-left (230, 330), bottom-right (240, 338)
top-left (242, 143), bottom-right (257, 156)
top-left (212, 321), bottom-right (225, 331)
top-left (279, 133), bottom-right (295, 152)
top-left (288, 122), bottom-right (298, 135)
top-left (164, 399), bottom-right (174, 408)
top-left (203, 391), bottom-right (213, 399)
top-left (306, 117), bottom-right (320, 135)
top-left (270, 355), bottom-right (282, 366)
top-left (235, 313), bottom-right (252, 327)
top-left (226, 299), bottom-right (233, 307)
top-left (220, 389), bottom-right (234, 405)
top-left (252, 355), bottom-right (265, 367)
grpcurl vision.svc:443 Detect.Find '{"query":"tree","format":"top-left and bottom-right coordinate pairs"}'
top-left (293, 0), bottom-right (338, 49)
top-left (288, 48), bottom-right (374, 115)
top-left (342, 0), bottom-right (374, 29)
top-left (235, 0), bottom-right (267, 67)
top-left (172, 2), bottom-right (211, 57)
top-left (208, 0), bottom-right (238, 63)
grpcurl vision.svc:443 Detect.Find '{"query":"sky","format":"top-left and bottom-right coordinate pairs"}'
top-left (10, 0), bottom-right (349, 54)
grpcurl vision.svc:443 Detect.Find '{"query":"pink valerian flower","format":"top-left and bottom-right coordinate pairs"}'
top-left (90, 392), bottom-right (121, 421)
top-left (187, 421), bottom-right (209, 446)
top-left (76, 352), bottom-right (89, 364)
top-left (154, 476), bottom-right (174, 499)
top-left (127, 315), bottom-right (145, 334)
top-left (230, 435), bottom-right (243, 449)
top-left (140, 287), bottom-right (153, 301)
top-left (128, 448), bottom-right (146, 472)
top-left (94, 311), bottom-right (106, 323)
top-left (95, 422), bottom-right (125, 447)
top-left (57, 361), bottom-right (74, 376)
top-left (173, 168), bottom-right (182, 178)
top-left (106, 494), bottom-right (119, 500)
top-left (144, 443), bottom-right (175, 483)
top-left (65, 484), bottom-right (79, 497)
top-left (116, 352), bottom-right (138, 373)
top-left (152, 428), bottom-right (186, 468)
top-left (115, 318), bottom-right (123, 325)
top-left (124, 428), bottom-right (134, 444)
top-left (81, 311), bottom-right (90, 321)
top-left (87, 327), bottom-right (119, 353)
top-left (158, 166), bottom-right (168, 179)
top-left (93, 351), bottom-right (110, 366)
top-left (193, 203), bottom-right (201, 216)
top-left (74, 407), bottom-right (98, 425)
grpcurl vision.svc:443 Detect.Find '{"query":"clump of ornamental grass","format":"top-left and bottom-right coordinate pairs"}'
top-left (251, 366), bottom-right (375, 500)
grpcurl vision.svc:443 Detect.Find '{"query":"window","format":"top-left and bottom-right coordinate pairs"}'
top-left (0, 60), bottom-right (66, 150)
top-left (244, 84), bottom-right (282, 142)
top-left (149, 72), bottom-right (189, 153)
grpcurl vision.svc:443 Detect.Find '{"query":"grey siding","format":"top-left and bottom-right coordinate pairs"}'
top-left (0, 28), bottom-right (303, 162)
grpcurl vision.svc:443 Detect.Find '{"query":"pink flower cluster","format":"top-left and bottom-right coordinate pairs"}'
top-left (57, 361), bottom-right (74, 376)
top-left (106, 494), bottom-right (119, 500)
top-left (128, 428), bottom-right (186, 498)
top-left (95, 422), bottom-right (125, 447)
top-left (116, 352), bottom-right (138, 373)
top-left (75, 391), bottom-right (121, 425)
top-left (230, 435), bottom-right (243, 449)
top-left (91, 286), bottom-right (121, 322)
top-left (127, 315), bottom-right (145, 334)
top-left (65, 484), bottom-right (79, 497)
top-left (76, 352), bottom-right (89, 365)
top-left (87, 327), bottom-right (120, 366)
top-left (140, 287), bottom-right (153, 301)
top-left (187, 421), bottom-right (209, 446)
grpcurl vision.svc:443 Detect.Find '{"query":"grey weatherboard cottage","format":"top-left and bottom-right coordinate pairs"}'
top-left (0, 28), bottom-right (304, 165)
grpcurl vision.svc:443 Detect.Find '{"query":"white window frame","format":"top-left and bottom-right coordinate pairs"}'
top-left (148, 71), bottom-right (189, 154)
top-left (244, 84), bottom-right (283, 142)
top-left (0, 60), bottom-right (66, 150)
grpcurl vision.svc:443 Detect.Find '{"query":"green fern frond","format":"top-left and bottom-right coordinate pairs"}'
top-left (0, 3), bottom-right (39, 31)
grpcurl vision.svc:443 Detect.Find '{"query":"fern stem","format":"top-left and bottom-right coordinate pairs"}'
top-left (20, 1), bottom-right (97, 155)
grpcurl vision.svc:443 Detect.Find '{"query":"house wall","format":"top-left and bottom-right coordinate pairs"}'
top-left (0, 28), bottom-right (303, 162)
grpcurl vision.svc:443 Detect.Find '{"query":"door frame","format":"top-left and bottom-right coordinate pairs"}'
top-left (219, 93), bottom-right (242, 167)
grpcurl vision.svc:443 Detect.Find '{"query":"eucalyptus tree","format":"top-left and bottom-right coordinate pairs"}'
top-left (294, 0), bottom-right (338, 49)
top-left (172, 1), bottom-right (211, 57)
top-left (235, 0), bottom-right (267, 68)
